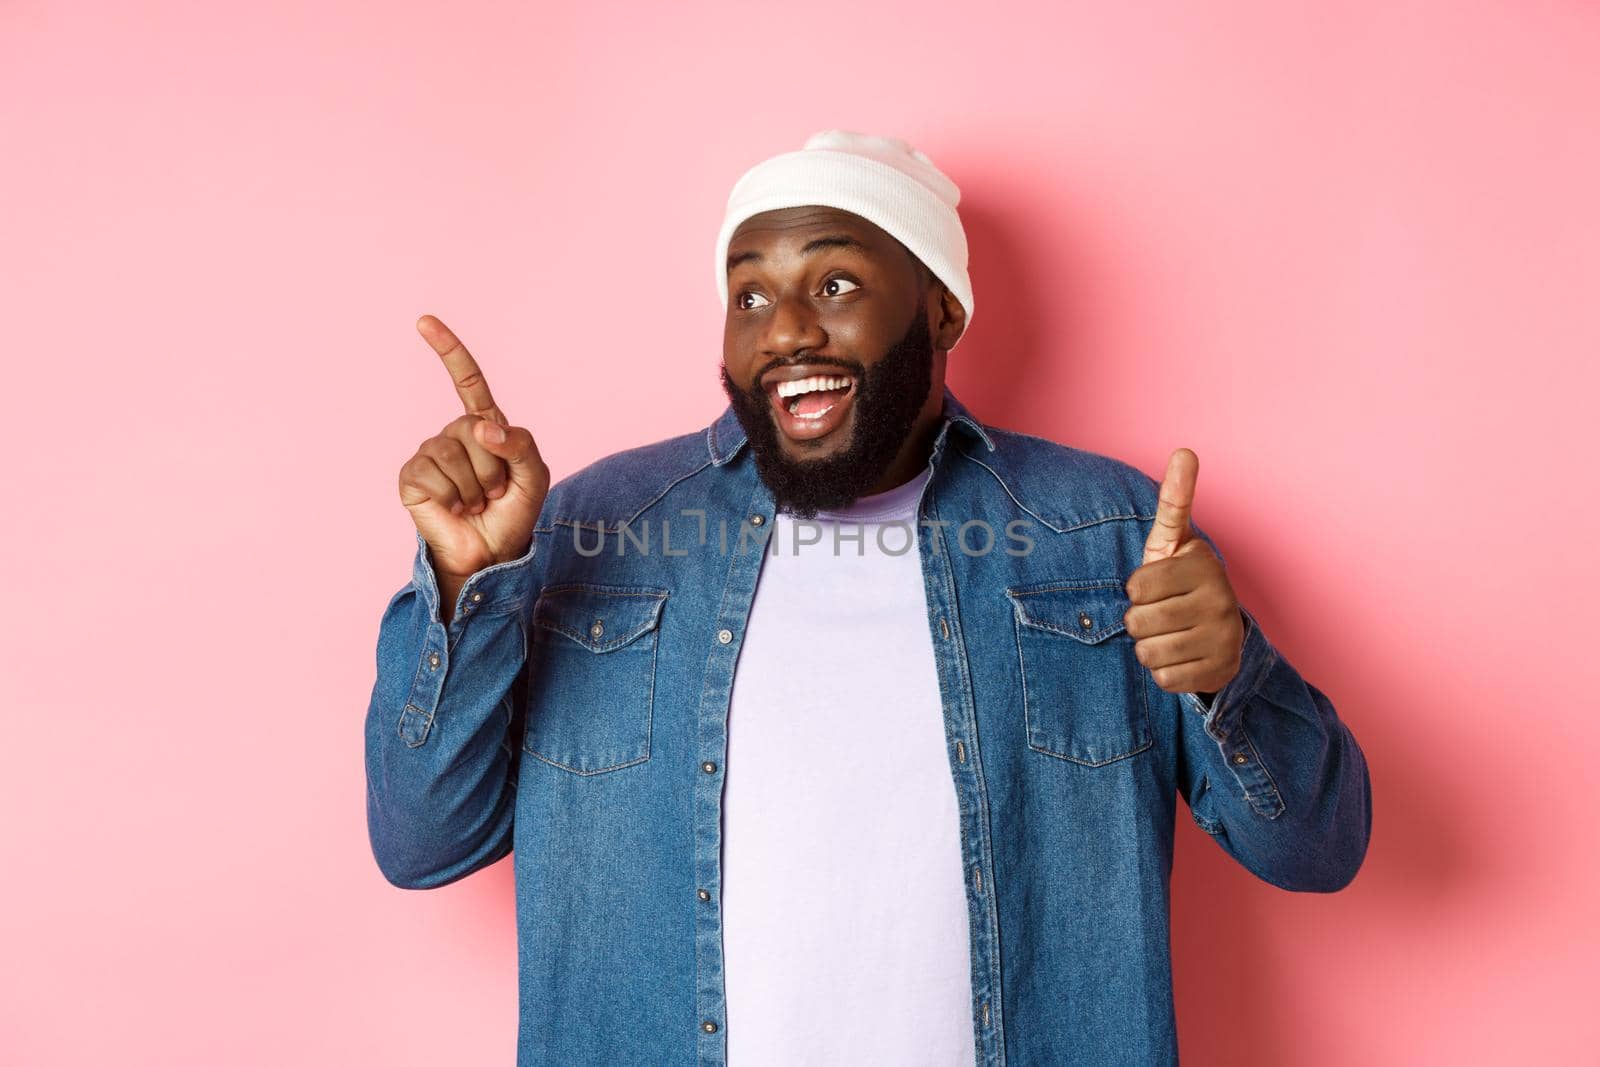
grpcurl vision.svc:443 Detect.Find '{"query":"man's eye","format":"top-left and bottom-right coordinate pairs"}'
top-left (736, 291), bottom-right (770, 310)
top-left (823, 277), bottom-right (860, 297)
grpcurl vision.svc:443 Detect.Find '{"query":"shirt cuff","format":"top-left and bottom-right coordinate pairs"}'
top-left (1180, 606), bottom-right (1265, 728)
top-left (1183, 605), bottom-right (1285, 817)
top-left (411, 530), bottom-right (538, 627)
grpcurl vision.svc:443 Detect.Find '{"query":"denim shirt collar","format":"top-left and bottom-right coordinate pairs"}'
top-left (705, 385), bottom-right (996, 468)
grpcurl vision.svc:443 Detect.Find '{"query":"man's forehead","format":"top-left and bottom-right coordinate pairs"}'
top-left (727, 205), bottom-right (928, 284)
top-left (729, 206), bottom-right (891, 247)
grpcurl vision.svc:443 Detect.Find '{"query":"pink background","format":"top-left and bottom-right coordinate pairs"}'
top-left (4, 1), bottom-right (1596, 1063)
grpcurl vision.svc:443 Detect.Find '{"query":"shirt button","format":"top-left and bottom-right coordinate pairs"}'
top-left (1079, 612), bottom-right (1093, 630)
top-left (427, 653), bottom-right (440, 670)
top-left (471, 591), bottom-right (482, 602)
top-left (701, 1020), bottom-right (718, 1034)
top-left (717, 628), bottom-right (733, 644)
top-left (701, 761), bottom-right (718, 774)
top-left (1232, 752), bottom-right (1249, 765)
top-left (750, 514), bottom-right (765, 526)
top-left (697, 888), bottom-right (711, 901)
top-left (590, 620), bottom-right (604, 639)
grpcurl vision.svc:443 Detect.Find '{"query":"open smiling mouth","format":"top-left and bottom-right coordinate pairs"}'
top-left (764, 372), bottom-right (858, 442)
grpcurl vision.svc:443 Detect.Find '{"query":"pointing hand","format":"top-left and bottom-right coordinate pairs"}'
top-left (397, 315), bottom-right (551, 580)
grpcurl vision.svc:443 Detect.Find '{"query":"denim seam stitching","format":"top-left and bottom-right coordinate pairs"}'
top-left (924, 492), bottom-right (1006, 1062)
top-left (543, 460), bottom-right (717, 531)
top-left (1205, 619), bottom-right (1277, 742)
top-left (1008, 587), bottom-right (1127, 643)
top-left (955, 450), bottom-right (1152, 535)
top-left (530, 585), bottom-right (668, 647)
top-left (526, 626), bottom-right (657, 775)
top-left (520, 583), bottom-right (663, 774)
top-left (1238, 704), bottom-right (1287, 819)
top-left (523, 749), bottom-right (651, 776)
top-left (1010, 587), bottom-right (1153, 767)
top-left (706, 415), bottom-right (746, 465)
top-left (623, 458), bottom-right (716, 524)
top-left (519, 620), bottom-right (658, 775)
top-left (534, 601), bottom-right (665, 652)
top-left (401, 615), bottom-right (444, 736)
top-left (397, 702), bottom-right (434, 748)
top-left (540, 582), bottom-right (671, 597)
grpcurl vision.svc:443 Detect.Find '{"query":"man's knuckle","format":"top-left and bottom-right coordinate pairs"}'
top-left (423, 436), bottom-right (459, 462)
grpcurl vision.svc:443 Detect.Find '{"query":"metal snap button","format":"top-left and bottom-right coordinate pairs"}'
top-left (471, 591), bottom-right (482, 603)
top-left (717, 628), bottom-right (733, 645)
top-left (750, 514), bottom-right (765, 526)
top-left (1079, 612), bottom-right (1093, 629)
top-left (428, 653), bottom-right (440, 670)
top-left (701, 761), bottom-right (718, 774)
top-left (1232, 752), bottom-right (1249, 765)
top-left (590, 620), bottom-right (604, 639)
top-left (697, 888), bottom-right (710, 901)
top-left (701, 1020), bottom-right (718, 1034)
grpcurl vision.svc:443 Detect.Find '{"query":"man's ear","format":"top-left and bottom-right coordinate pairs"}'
top-left (932, 282), bottom-right (967, 352)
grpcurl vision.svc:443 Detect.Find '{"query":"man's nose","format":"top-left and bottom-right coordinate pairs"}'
top-left (763, 290), bottom-right (827, 358)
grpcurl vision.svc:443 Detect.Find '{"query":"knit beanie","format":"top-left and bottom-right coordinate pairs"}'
top-left (714, 130), bottom-right (974, 346)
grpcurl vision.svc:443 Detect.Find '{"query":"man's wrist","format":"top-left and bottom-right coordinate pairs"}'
top-left (437, 572), bottom-right (469, 620)
top-left (413, 530), bottom-right (539, 628)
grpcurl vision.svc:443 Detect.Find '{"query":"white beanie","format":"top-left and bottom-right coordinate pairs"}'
top-left (714, 129), bottom-right (974, 345)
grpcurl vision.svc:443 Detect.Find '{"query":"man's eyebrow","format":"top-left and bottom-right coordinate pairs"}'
top-left (726, 234), bottom-right (868, 273)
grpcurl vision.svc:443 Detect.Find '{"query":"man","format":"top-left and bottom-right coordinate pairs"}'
top-left (365, 130), bottom-right (1371, 1066)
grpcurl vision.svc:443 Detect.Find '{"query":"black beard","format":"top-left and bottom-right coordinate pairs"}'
top-left (720, 309), bottom-right (935, 519)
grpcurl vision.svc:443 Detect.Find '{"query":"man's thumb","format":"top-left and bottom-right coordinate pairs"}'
top-left (1142, 447), bottom-right (1198, 564)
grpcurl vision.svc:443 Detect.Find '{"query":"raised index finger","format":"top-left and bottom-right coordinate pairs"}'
top-left (416, 314), bottom-right (505, 424)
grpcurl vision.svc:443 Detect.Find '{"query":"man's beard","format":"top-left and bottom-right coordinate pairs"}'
top-left (720, 309), bottom-right (935, 519)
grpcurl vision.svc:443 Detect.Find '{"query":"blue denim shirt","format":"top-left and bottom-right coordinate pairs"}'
top-left (364, 388), bottom-right (1371, 1066)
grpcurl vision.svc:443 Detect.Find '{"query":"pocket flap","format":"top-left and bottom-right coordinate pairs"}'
top-left (532, 585), bottom-right (668, 652)
top-left (1006, 581), bottom-right (1129, 644)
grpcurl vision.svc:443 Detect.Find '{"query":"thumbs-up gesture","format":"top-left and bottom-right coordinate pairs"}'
top-left (397, 315), bottom-right (551, 581)
top-left (1122, 448), bottom-right (1245, 697)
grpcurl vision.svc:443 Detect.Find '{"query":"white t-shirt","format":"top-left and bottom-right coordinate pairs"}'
top-left (722, 467), bottom-right (976, 1065)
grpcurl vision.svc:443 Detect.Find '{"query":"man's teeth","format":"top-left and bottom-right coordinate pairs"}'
top-left (775, 375), bottom-right (851, 399)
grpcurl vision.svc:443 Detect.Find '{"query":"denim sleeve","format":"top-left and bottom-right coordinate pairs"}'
top-left (364, 530), bottom-right (540, 890)
top-left (1174, 521), bottom-right (1373, 892)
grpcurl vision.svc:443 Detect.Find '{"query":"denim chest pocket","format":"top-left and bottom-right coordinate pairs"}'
top-left (1006, 580), bottom-right (1153, 766)
top-left (522, 584), bottom-right (668, 776)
